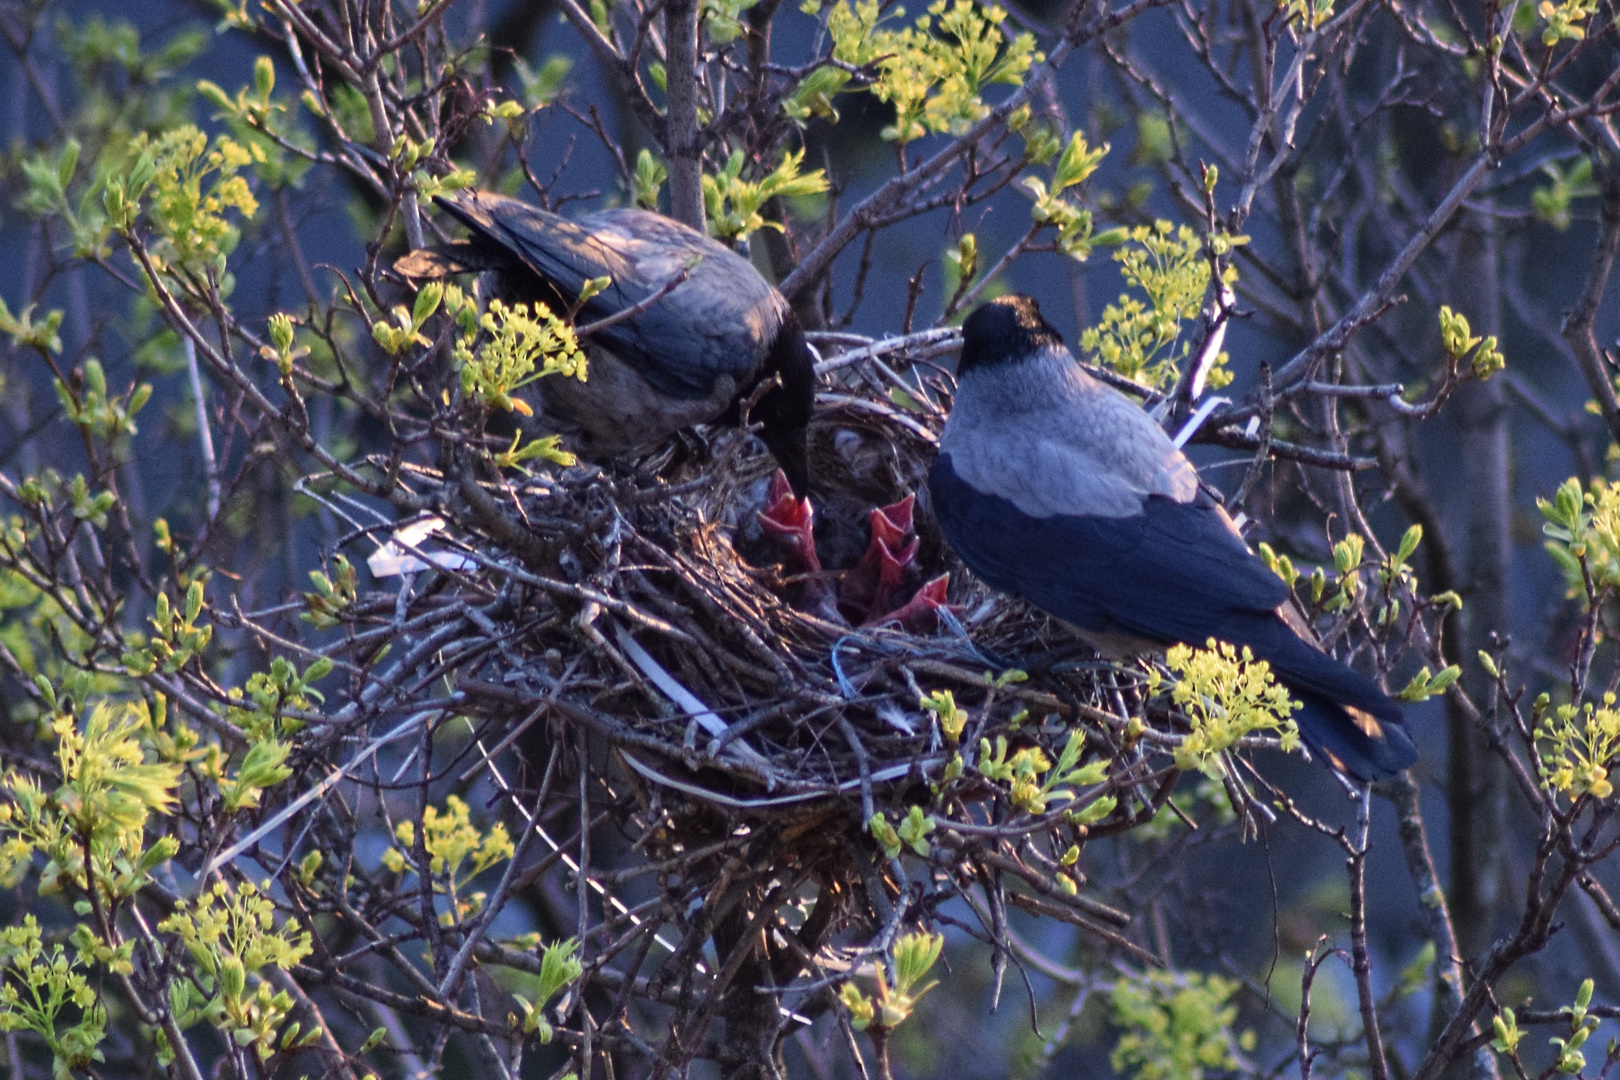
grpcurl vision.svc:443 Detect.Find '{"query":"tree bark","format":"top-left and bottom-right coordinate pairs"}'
top-left (665, 0), bottom-right (705, 231)
top-left (1446, 206), bottom-right (1508, 968)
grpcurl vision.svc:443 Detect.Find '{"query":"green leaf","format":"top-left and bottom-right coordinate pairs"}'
top-left (57, 139), bottom-right (81, 193)
top-left (412, 281), bottom-right (444, 327)
top-left (888, 386), bottom-right (926, 413)
top-left (633, 149), bottom-right (668, 209)
top-left (1395, 523), bottom-right (1423, 565)
top-left (868, 812), bottom-right (902, 858)
top-left (253, 55), bottom-right (275, 101)
top-left (1052, 131), bottom-right (1106, 192)
top-left (1398, 664), bottom-right (1461, 702)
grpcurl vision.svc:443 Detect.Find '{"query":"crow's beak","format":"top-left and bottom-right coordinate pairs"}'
top-left (762, 422), bottom-right (810, 500)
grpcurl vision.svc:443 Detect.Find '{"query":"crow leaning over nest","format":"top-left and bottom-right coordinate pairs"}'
top-left (928, 294), bottom-right (1417, 781)
top-left (396, 190), bottom-right (815, 495)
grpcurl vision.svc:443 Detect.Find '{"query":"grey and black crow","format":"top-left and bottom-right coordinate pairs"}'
top-left (398, 191), bottom-right (815, 495)
top-left (929, 295), bottom-right (1416, 781)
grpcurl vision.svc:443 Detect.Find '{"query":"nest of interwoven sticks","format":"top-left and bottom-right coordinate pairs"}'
top-left (299, 331), bottom-right (1202, 1062)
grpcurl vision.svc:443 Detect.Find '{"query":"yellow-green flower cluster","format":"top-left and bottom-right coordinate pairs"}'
top-left (1110, 969), bottom-right (1247, 1080)
top-left (1535, 696), bottom-right (1620, 799)
top-left (812, 0), bottom-right (1039, 145)
top-left (456, 296), bottom-right (587, 415)
top-left (383, 795), bottom-right (515, 922)
top-left (1154, 639), bottom-right (1299, 777)
top-left (1541, 476), bottom-right (1620, 596)
top-left (158, 880), bottom-right (314, 1061)
top-left (121, 126), bottom-right (260, 276)
top-left (0, 915), bottom-right (107, 1080)
top-left (1080, 222), bottom-right (1243, 392)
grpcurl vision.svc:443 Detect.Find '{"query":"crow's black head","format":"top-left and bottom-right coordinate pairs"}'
top-left (958, 294), bottom-right (1063, 375)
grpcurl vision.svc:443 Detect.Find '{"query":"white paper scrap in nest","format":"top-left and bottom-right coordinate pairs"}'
top-left (367, 516), bottom-right (476, 577)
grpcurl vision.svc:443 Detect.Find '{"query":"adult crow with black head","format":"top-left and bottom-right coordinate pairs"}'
top-left (928, 294), bottom-right (1417, 782)
top-left (397, 191), bottom-right (815, 496)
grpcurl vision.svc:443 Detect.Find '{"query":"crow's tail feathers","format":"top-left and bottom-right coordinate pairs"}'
top-left (1288, 687), bottom-right (1416, 782)
top-left (1222, 613), bottom-right (1417, 782)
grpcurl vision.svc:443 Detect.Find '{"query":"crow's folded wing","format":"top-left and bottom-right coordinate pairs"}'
top-left (930, 452), bottom-right (1288, 644)
top-left (930, 453), bottom-right (1416, 779)
top-left (438, 194), bottom-right (779, 401)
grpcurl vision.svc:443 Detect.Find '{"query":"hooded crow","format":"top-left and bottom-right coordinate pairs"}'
top-left (397, 191), bottom-right (814, 495)
top-left (928, 294), bottom-right (1416, 781)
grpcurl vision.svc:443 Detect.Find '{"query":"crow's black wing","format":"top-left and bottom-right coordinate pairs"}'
top-left (929, 453), bottom-right (1415, 779)
top-left (930, 453), bottom-right (1289, 643)
top-left (438, 194), bottom-right (780, 400)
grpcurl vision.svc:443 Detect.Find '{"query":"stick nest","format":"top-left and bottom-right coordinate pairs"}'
top-left (440, 382), bottom-right (1130, 822)
top-left (296, 345), bottom-right (1183, 1068)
